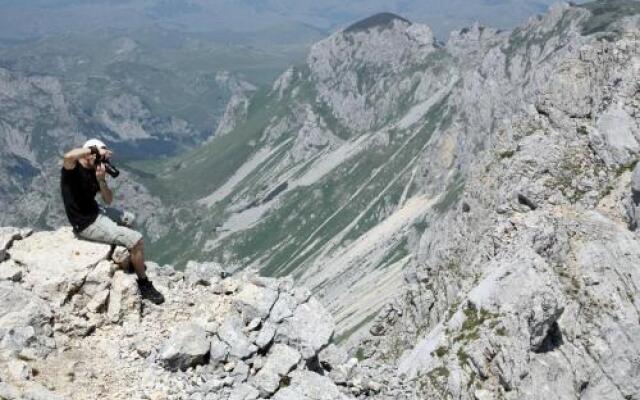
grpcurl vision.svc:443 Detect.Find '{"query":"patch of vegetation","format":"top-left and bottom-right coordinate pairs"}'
top-left (355, 347), bottom-right (366, 361)
top-left (433, 174), bottom-right (466, 214)
top-left (498, 149), bottom-right (515, 159)
top-left (334, 311), bottom-right (379, 344)
top-left (616, 159), bottom-right (639, 177)
top-left (543, 153), bottom-right (589, 203)
top-left (576, 125), bottom-right (589, 136)
top-left (457, 347), bottom-right (471, 366)
top-left (434, 346), bottom-right (449, 358)
top-left (453, 304), bottom-right (498, 344)
top-left (430, 366), bottom-right (450, 379)
top-left (128, 88), bottom-right (284, 203)
top-left (374, 237), bottom-right (410, 270)
top-left (412, 219), bottom-right (430, 234)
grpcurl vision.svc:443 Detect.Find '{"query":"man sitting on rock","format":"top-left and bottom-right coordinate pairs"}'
top-left (60, 138), bottom-right (165, 304)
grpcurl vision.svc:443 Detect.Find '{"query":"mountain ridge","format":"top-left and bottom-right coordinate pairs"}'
top-left (1, 1), bottom-right (640, 398)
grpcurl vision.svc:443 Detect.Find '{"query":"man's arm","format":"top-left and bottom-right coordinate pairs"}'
top-left (62, 147), bottom-right (92, 170)
top-left (96, 164), bottom-right (114, 205)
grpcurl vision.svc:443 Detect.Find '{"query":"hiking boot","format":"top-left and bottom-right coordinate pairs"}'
top-left (138, 278), bottom-right (165, 305)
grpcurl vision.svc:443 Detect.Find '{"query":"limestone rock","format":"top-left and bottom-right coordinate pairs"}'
top-left (86, 289), bottom-right (110, 313)
top-left (234, 283), bottom-right (278, 322)
top-left (228, 383), bottom-right (259, 400)
top-left (82, 260), bottom-right (114, 297)
top-left (528, 292), bottom-right (564, 352)
top-left (8, 228), bottom-right (110, 304)
top-left (107, 270), bottom-right (140, 324)
top-left (218, 314), bottom-right (258, 359)
top-left (21, 382), bottom-right (66, 400)
top-left (184, 260), bottom-right (226, 287)
top-left (110, 246), bottom-right (130, 270)
top-left (318, 344), bottom-right (349, 371)
top-left (252, 344), bottom-right (301, 396)
top-left (0, 227), bottom-right (29, 261)
top-left (272, 370), bottom-right (348, 400)
top-left (0, 382), bottom-right (20, 400)
top-left (278, 297), bottom-right (334, 359)
top-left (0, 281), bottom-right (53, 358)
top-left (160, 322), bottom-right (210, 371)
top-left (589, 104), bottom-right (640, 167)
top-left (269, 293), bottom-right (297, 323)
top-left (210, 338), bottom-right (230, 366)
top-left (0, 259), bottom-right (22, 282)
top-left (254, 321), bottom-right (276, 349)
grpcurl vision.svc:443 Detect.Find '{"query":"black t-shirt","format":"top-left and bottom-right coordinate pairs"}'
top-left (60, 163), bottom-right (100, 232)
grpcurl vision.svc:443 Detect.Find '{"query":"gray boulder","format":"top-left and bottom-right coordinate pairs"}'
top-left (234, 282), bottom-right (278, 322)
top-left (268, 293), bottom-right (297, 323)
top-left (210, 337), bottom-right (230, 366)
top-left (217, 314), bottom-right (258, 359)
top-left (252, 344), bottom-right (301, 396)
top-left (107, 270), bottom-right (140, 324)
top-left (184, 260), bottom-right (227, 287)
top-left (228, 383), bottom-right (259, 400)
top-left (0, 227), bottom-right (31, 262)
top-left (277, 297), bottom-right (334, 359)
top-left (589, 104), bottom-right (640, 167)
top-left (272, 370), bottom-right (348, 400)
top-left (8, 228), bottom-right (111, 305)
top-left (0, 383), bottom-right (20, 400)
top-left (0, 281), bottom-right (53, 358)
top-left (160, 322), bottom-right (210, 371)
top-left (254, 321), bottom-right (277, 349)
top-left (0, 259), bottom-right (22, 282)
top-left (528, 292), bottom-right (564, 352)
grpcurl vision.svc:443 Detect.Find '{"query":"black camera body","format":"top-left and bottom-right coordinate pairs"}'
top-left (91, 146), bottom-right (120, 178)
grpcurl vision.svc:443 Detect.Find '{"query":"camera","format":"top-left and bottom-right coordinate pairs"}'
top-left (92, 146), bottom-right (120, 178)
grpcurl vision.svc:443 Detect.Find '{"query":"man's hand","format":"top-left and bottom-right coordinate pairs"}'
top-left (96, 164), bottom-right (113, 205)
top-left (96, 163), bottom-right (107, 180)
top-left (98, 148), bottom-right (113, 159)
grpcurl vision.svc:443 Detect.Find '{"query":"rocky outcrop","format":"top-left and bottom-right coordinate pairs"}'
top-left (0, 227), bottom-right (365, 399)
top-left (352, 4), bottom-right (640, 399)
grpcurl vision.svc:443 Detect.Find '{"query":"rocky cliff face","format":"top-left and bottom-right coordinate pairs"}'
top-left (353, 3), bottom-right (640, 400)
top-left (0, 227), bottom-right (384, 400)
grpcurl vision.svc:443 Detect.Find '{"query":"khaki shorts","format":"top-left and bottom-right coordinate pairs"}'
top-left (77, 207), bottom-right (142, 250)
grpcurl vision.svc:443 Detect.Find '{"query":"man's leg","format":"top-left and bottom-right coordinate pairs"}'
top-left (130, 239), bottom-right (147, 280)
top-left (78, 215), bottom-right (164, 304)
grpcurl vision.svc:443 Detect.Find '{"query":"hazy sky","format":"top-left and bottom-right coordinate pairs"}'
top-left (0, 0), bottom-right (589, 40)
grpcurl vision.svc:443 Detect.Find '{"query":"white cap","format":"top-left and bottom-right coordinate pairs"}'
top-left (83, 138), bottom-right (107, 149)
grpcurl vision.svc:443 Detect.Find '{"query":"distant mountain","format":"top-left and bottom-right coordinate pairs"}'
top-left (0, 0), bottom-right (588, 40)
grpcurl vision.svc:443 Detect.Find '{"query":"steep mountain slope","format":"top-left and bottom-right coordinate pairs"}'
top-left (349, 2), bottom-right (640, 399)
top-left (133, 1), bottom-right (640, 354)
top-left (131, 13), bottom-right (460, 336)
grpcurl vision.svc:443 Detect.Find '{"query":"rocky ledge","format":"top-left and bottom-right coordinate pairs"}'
top-left (0, 227), bottom-right (386, 400)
